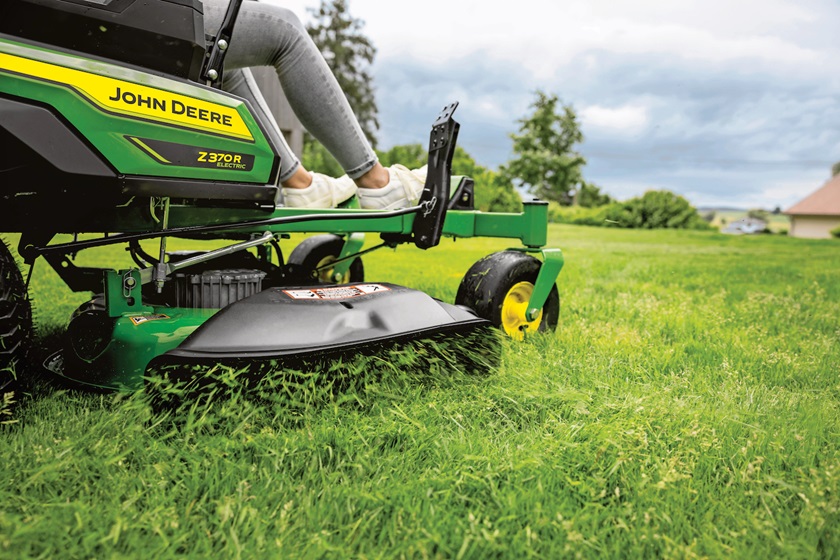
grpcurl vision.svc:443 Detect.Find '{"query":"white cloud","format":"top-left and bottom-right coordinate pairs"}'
top-left (580, 104), bottom-right (649, 135)
top-left (261, 0), bottom-right (840, 208)
top-left (761, 174), bottom-right (831, 205)
top-left (273, 0), bottom-right (835, 82)
top-left (565, 22), bottom-right (819, 64)
top-left (362, 0), bottom-right (828, 78)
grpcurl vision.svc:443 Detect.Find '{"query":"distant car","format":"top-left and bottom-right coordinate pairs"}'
top-left (722, 218), bottom-right (768, 234)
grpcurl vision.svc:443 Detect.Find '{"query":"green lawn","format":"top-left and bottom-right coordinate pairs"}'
top-left (2, 225), bottom-right (839, 558)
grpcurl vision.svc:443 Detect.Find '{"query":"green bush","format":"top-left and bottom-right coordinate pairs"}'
top-left (603, 190), bottom-right (712, 230)
top-left (547, 202), bottom-right (611, 226)
top-left (830, 225), bottom-right (840, 238)
top-left (474, 171), bottom-right (522, 213)
top-left (302, 139), bottom-right (345, 178)
top-left (546, 191), bottom-right (712, 230)
top-left (376, 143), bottom-right (427, 169)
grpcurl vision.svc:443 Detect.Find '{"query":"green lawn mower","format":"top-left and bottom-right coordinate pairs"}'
top-left (0, 0), bottom-right (564, 396)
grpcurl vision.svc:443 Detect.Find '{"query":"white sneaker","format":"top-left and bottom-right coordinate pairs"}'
top-left (281, 173), bottom-right (357, 208)
top-left (357, 164), bottom-right (428, 210)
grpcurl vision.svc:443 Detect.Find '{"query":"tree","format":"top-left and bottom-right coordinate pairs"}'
top-left (503, 90), bottom-right (586, 205)
top-left (306, 0), bottom-right (379, 147)
top-left (701, 210), bottom-right (716, 223)
top-left (574, 181), bottom-right (612, 208)
top-left (747, 208), bottom-right (771, 222)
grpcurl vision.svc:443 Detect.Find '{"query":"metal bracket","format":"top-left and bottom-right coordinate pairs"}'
top-left (152, 197), bottom-right (171, 293)
top-left (412, 102), bottom-right (460, 249)
top-left (524, 248), bottom-right (565, 321)
top-left (105, 269), bottom-right (149, 318)
top-left (448, 176), bottom-right (475, 210)
top-left (18, 231), bottom-right (55, 265)
top-left (201, 0), bottom-right (244, 87)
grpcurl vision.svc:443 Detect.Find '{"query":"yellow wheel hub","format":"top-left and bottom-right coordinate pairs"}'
top-left (315, 255), bottom-right (347, 284)
top-left (501, 281), bottom-right (542, 340)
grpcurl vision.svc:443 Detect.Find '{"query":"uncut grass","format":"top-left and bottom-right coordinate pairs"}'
top-left (1, 227), bottom-right (839, 558)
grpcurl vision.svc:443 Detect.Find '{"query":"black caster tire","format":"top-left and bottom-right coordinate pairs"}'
top-left (456, 250), bottom-right (559, 339)
top-left (288, 234), bottom-right (364, 284)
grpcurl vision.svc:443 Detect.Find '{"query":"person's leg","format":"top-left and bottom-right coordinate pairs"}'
top-left (204, 0), bottom-right (426, 208)
top-left (204, 0), bottom-right (376, 178)
top-left (222, 67), bottom-right (356, 206)
top-left (221, 67), bottom-right (300, 184)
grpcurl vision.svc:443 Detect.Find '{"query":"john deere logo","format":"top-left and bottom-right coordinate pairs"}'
top-left (109, 87), bottom-right (235, 128)
top-left (0, 50), bottom-right (253, 141)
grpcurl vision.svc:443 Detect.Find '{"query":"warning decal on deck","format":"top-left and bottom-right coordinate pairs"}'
top-left (130, 314), bottom-right (170, 325)
top-left (283, 284), bottom-right (391, 300)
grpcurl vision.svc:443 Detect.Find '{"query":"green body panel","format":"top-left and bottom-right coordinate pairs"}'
top-left (64, 307), bottom-right (217, 391)
top-left (0, 37), bottom-right (276, 183)
top-left (523, 248), bottom-right (565, 321)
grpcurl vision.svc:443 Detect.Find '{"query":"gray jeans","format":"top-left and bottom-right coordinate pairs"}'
top-left (203, 0), bottom-right (377, 182)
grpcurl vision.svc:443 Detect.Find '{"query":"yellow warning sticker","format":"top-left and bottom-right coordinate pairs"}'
top-left (0, 52), bottom-right (253, 141)
top-left (130, 314), bottom-right (171, 326)
top-left (283, 284), bottom-right (391, 300)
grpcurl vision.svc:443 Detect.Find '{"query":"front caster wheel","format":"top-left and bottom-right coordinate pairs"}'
top-left (288, 234), bottom-right (364, 284)
top-left (456, 251), bottom-right (559, 340)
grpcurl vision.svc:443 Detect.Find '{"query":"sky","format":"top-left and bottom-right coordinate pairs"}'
top-left (267, 0), bottom-right (840, 209)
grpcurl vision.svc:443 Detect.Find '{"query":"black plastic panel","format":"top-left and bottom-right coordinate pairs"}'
top-left (0, 0), bottom-right (206, 81)
top-left (160, 282), bottom-right (489, 360)
top-left (0, 96), bottom-right (115, 177)
top-left (120, 176), bottom-right (277, 202)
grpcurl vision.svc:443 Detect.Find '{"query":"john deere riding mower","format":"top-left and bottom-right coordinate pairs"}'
top-left (0, 0), bottom-right (563, 396)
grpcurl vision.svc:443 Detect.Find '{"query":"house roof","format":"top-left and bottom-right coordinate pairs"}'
top-left (786, 174), bottom-right (840, 216)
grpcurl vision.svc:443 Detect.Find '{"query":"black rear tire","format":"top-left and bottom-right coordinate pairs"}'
top-left (288, 234), bottom-right (364, 284)
top-left (456, 251), bottom-right (559, 339)
top-left (0, 239), bottom-right (32, 396)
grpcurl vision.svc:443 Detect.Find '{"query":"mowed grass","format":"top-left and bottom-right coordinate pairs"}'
top-left (1, 225), bottom-right (839, 558)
